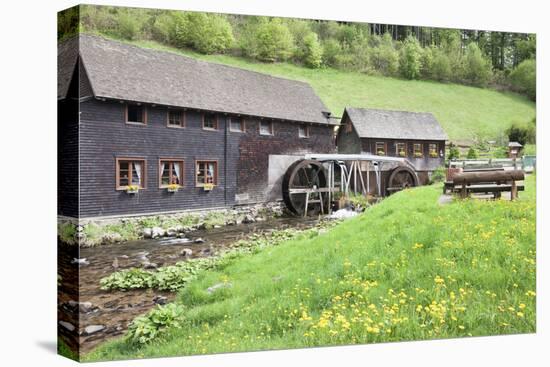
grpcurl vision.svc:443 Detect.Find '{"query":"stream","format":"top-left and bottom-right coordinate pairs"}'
top-left (58, 216), bottom-right (320, 353)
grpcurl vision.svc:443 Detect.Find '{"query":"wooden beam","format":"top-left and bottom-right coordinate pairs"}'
top-left (453, 170), bottom-right (524, 184)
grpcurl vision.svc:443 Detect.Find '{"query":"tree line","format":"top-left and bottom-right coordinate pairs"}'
top-left (59, 5), bottom-right (536, 100)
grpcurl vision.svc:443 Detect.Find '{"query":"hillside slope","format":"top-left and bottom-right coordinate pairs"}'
top-left (87, 175), bottom-right (536, 360)
top-left (110, 37), bottom-right (535, 142)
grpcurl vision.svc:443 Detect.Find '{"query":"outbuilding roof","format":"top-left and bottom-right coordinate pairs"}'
top-left (344, 107), bottom-right (448, 141)
top-left (58, 34), bottom-right (333, 125)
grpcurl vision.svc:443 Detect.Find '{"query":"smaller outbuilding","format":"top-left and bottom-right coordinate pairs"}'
top-left (508, 141), bottom-right (523, 159)
top-left (336, 107), bottom-right (448, 193)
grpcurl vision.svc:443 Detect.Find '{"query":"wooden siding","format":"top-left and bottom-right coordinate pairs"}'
top-left (57, 60), bottom-right (79, 217)
top-left (336, 115), bottom-right (362, 154)
top-left (79, 57), bottom-right (94, 98)
top-left (78, 99), bottom-right (335, 217)
top-left (361, 138), bottom-right (445, 171)
top-left (236, 118), bottom-right (335, 204)
top-left (79, 99), bottom-right (228, 217)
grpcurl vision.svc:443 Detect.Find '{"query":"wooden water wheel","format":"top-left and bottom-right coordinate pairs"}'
top-left (282, 159), bottom-right (328, 216)
top-left (386, 166), bottom-right (419, 195)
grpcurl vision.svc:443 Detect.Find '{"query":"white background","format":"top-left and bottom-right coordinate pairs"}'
top-left (0, 0), bottom-right (547, 365)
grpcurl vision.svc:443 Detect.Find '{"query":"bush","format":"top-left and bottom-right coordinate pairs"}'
top-left (174, 12), bottom-right (234, 54)
top-left (58, 222), bottom-right (77, 244)
top-left (58, 7), bottom-right (80, 40)
top-left (302, 32), bottom-right (323, 68)
top-left (127, 304), bottom-right (185, 344)
top-left (322, 39), bottom-right (342, 67)
top-left (429, 166), bottom-right (446, 184)
top-left (448, 143), bottom-right (460, 160)
top-left (242, 19), bottom-right (294, 62)
top-left (509, 59), bottom-right (536, 100)
top-left (431, 49), bottom-right (452, 81)
top-left (100, 257), bottom-right (217, 291)
top-left (463, 43), bottom-right (492, 86)
top-left (399, 36), bottom-right (423, 79)
top-left (151, 12), bottom-right (178, 44)
top-left (466, 147), bottom-right (479, 159)
top-left (506, 123), bottom-right (536, 146)
top-left (287, 19), bottom-right (313, 61)
top-left (370, 33), bottom-right (399, 76)
top-left (348, 37), bottom-right (371, 72)
top-left (116, 10), bottom-right (141, 40)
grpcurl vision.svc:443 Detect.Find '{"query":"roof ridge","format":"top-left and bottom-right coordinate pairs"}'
top-left (346, 106), bottom-right (434, 116)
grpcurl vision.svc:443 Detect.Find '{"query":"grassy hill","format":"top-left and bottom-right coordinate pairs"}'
top-left (86, 175), bottom-right (536, 361)
top-left (113, 37), bottom-right (535, 142)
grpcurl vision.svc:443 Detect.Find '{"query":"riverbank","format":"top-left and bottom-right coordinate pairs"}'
top-left (58, 215), bottom-right (326, 356)
top-left (58, 202), bottom-right (285, 247)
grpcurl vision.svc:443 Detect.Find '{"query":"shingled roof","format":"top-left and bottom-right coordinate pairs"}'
top-left (57, 36), bottom-right (79, 99)
top-left (58, 34), bottom-right (333, 125)
top-left (345, 107), bottom-right (448, 141)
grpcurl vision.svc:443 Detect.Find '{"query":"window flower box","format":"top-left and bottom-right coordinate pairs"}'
top-left (398, 151), bottom-right (406, 157)
top-left (203, 183), bottom-right (215, 191)
top-left (413, 152), bottom-right (423, 158)
top-left (429, 151), bottom-right (439, 158)
top-left (377, 150), bottom-right (386, 156)
top-left (166, 184), bottom-right (180, 193)
top-left (126, 185), bottom-right (140, 194)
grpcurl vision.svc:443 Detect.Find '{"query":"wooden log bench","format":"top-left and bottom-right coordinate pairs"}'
top-left (443, 167), bottom-right (505, 194)
top-left (450, 169), bottom-right (525, 200)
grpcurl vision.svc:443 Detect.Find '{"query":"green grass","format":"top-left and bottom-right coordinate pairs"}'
top-left (86, 175), bottom-right (536, 361)
top-left (524, 144), bottom-right (536, 156)
top-left (90, 35), bottom-right (535, 142)
top-left (58, 338), bottom-right (78, 361)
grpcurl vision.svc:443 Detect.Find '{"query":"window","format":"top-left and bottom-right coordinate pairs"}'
top-left (413, 143), bottom-right (423, 158)
top-left (376, 142), bottom-right (386, 156)
top-left (159, 159), bottom-right (184, 187)
top-left (298, 125), bottom-right (309, 138)
top-left (116, 158), bottom-right (146, 189)
top-left (125, 104), bottom-right (146, 124)
top-left (260, 120), bottom-right (274, 135)
top-left (203, 113), bottom-right (218, 130)
top-left (429, 143), bottom-right (438, 157)
top-left (396, 142), bottom-right (406, 157)
top-left (167, 110), bottom-right (185, 128)
top-left (230, 117), bottom-right (245, 132)
top-left (196, 161), bottom-right (217, 186)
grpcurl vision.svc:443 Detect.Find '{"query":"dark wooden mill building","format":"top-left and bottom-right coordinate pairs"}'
top-left (336, 107), bottom-right (448, 194)
top-left (58, 35), bottom-right (336, 218)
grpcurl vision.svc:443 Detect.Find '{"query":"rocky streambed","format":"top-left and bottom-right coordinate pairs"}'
top-left (58, 216), bottom-right (320, 354)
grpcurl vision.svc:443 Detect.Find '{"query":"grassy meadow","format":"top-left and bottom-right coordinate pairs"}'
top-left (94, 36), bottom-right (536, 142)
top-left (86, 175), bottom-right (536, 361)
